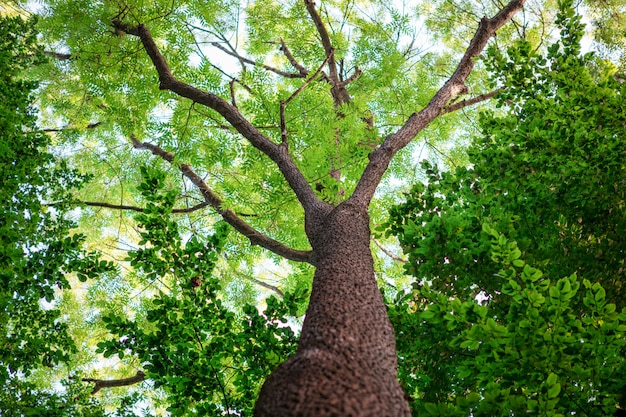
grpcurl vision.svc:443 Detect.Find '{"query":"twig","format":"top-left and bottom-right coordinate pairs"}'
top-left (280, 53), bottom-right (333, 144)
top-left (211, 42), bottom-right (306, 79)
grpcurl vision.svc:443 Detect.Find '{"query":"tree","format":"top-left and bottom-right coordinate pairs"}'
top-left (15, 0), bottom-right (528, 414)
top-left (0, 14), bottom-right (112, 416)
top-left (386, 4), bottom-right (626, 415)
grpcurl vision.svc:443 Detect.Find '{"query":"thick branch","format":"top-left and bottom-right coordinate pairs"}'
top-left (442, 89), bottom-right (501, 114)
top-left (131, 136), bottom-right (312, 263)
top-left (211, 42), bottom-right (306, 79)
top-left (352, 0), bottom-right (525, 206)
top-left (112, 20), bottom-right (321, 214)
top-left (303, 0), bottom-right (351, 106)
top-left (83, 371), bottom-right (145, 395)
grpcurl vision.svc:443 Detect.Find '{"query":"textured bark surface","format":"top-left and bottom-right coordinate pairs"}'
top-left (254, 201), bottom-right (410, 417)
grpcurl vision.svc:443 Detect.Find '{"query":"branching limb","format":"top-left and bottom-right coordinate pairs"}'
top-left (211, 42), bottom-right (306, 79)
top-left (352, 0), bottom-right (525, 207)
top-left (442, 89), bottom-right (501, 114)
top-left (83, 371), bottom-right (145, 395)
top-left (372, 238), bottom-right (407, 263)
top-left (280, 39), bottom-right (309, 76)
top-left (280, 53), bottom-right (333, 144)
top-left (130, 136), bottom-right (312, 263)
top-left (303, 0), bottom-right (352, 106)
top-left (112, 20), bottom-right (321, 216)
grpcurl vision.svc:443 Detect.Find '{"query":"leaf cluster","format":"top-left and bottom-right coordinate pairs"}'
top-left (0, 15), bottom-right (114, 416)
top-left (391, 228), bottom-right (626, 416)
top-left (96, 169), bottom-right (306, 416)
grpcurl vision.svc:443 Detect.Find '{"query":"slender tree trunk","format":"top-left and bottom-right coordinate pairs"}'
top-left (254, 201), bottom-right (411, 416)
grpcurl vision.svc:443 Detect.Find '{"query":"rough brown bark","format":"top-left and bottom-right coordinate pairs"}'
top-left (254, 200), bottom-right (411, 416)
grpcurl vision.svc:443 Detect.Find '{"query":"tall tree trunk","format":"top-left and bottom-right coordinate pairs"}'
top-left (254, 200), bottom-right (411, 417)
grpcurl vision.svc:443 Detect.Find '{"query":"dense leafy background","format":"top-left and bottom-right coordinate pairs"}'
top-left (387, 4), bottom-right (626, 415)
top-left (2, 0), bottom-right (625, 415)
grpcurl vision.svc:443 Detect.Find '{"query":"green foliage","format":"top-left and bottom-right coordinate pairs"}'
top-left (390, 228), bottom-right (626, 416)
top-left (386, 3), bottom-right (626, 415)
top-left (96, 170), bottom-right (305, 416)
top-left (0, 15), bottom-right (114, 416)
top-left (387, 1), bottom-right (626, 308)
top-left (7, 0), bottom-right (626, 415)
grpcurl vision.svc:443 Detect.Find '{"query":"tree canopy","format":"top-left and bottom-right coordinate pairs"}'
top-left (1, 0), bottom-right (625, 415)
top-left (387, 5), bottom-right (626, 415)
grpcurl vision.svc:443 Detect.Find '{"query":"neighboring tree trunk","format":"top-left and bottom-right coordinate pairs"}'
top-left (254, 201), bottom-right (411, 416)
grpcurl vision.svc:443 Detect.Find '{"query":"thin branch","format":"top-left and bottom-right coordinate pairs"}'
top-left (44, 51), bottom-right (72, 60)
top-left (352, 0), bottom-right (525, 207)
top-left (83, 371), bottom-right (145, 395)
top-left (229, 79), bottom-right (237, 108)
top-left (372, 238), bottom-right (407, 263)
top-left (75, 199), bottom-right (256, 216)
top-left (130, 136), bottom-right (312, 263)
top-left (211, 41), bottom-right (306, 79)
top-left (112, 20), bottom-right (322, 216)
top-left (442, 89), bottom-right (501, 114)
top-left (246, 276), bottom-right (285, 297)
top-left (280, 39), bottom-right (309, 76)
top-left (280, 53), bottom-right (333, 144)
top-left (79, 200), bottom-right (210, 214)
top-left (42, 122), bottom-right (101, 133)
top-left (338, 66), bottom-right (362, 88)
top-left (303, 0), bottom-right (351, 106)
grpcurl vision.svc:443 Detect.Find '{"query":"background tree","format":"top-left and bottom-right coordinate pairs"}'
top-left (0, 14), bottom-right (113, 416)
top-left (387, 4), bottom-right (626, 415)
